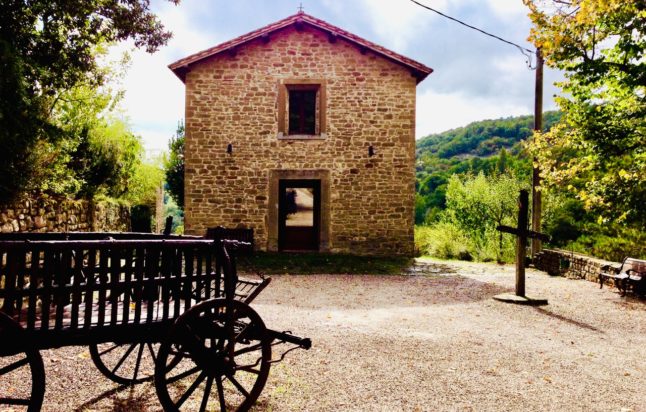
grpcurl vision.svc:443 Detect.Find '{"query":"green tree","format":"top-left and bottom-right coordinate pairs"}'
top-left (444, 172), bottom-right (528, 262)
top-left (0, 0), bottom-right (177, 202)
top-left (524, 0), bottom-right (646, 225)
top-left (125, 160), bottom-right (165, 208)
top-left (0, 40), bottom-right (53, 200)
top-left (72, 118), bottom-right (143, 198)
top-left (496, 148), bottom-right (509, 174)
top-left (32, 62), bottom-right (127, 196)
top-left (23, 47), bottom-right (152, 203)
top-left (165, 122), bottom-right (185, 209)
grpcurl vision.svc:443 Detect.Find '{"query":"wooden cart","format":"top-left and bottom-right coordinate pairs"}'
top-left (0, 233), bottom-right (310, 411)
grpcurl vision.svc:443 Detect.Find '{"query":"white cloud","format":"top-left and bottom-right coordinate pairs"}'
top-left (319, 0), bottom-right (346, 15)
top-left (136, 128), bottom-right (177, 154)
top-left (154, 2), bottom-right (219, 58)
top-left (416, 88), bottom-right (532, 138)
top-left (357, 0), bottom-right (445, 52)
top-left (484, 0), bottom-right (529, 21)
top-left (109, 49), bottom-right (182, 153)
top-left (106, 0), bottom-right (560, 153)
top-left (108, 1), bottom-right (224, 153)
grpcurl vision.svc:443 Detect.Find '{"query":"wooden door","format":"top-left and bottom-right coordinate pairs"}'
top-left (278, 180), bottom-right (320, 251)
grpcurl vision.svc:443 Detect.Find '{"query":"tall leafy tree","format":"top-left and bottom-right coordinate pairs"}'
top-left (444, 172), bottom-right (528, 262)
top-left (524, 0), bottom-right (645, 225)
top-left (71, 117), bottom-right (144, 198)
top-left (0, 0), bottom-right (178, 202)
top-left (124, 159), bottom-right (165, 207)
top-left (34, 58), bottom-right (122, 196)
top-left (165, 122), bottom-right (185, 209)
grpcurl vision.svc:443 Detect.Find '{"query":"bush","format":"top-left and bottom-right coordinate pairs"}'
top-left (566, 228), bottom-right (646, 262)
top-left (474, 226), bottom-right (516, 263)
top-left (414, 170), bottom-right (527, 263)
top-left (415, 223), bottom-right (473, 260)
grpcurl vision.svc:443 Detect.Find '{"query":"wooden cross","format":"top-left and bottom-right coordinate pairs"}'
top-left (297, 2), bottom-right (304, 13)
top-left (497, 189), bottom-right (550, 297)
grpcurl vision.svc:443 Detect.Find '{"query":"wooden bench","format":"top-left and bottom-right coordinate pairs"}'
top-left (599, 257), bottom-right (646, 297)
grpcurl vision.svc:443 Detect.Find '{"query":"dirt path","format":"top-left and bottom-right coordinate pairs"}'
top-left (7, 259), bottom-right (646, 411)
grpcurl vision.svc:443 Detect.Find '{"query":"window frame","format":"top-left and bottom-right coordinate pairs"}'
top-left (288, 87), bottom-right (318, 135)
top-left (277, 79), bottom-right (327, 139)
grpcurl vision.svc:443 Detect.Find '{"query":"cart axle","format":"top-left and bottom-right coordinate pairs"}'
top-left (268, 329), bottom-right (312, 350)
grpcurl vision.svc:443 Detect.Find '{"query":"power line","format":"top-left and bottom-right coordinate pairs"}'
top-left (409, 0), bottom-right (536, 68)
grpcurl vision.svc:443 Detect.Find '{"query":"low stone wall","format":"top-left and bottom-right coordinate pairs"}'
top-left (0, 196), bottom-right (130, 233)
top-left (534, 248), bottom-right (618, 283)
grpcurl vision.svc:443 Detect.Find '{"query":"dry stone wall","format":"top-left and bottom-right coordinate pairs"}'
top-left (0, 196), bottom-right (130, 234)
top-left (534, 248), bottom-right (618, 283)
top-left (184, 26), bottom-right (417, 255)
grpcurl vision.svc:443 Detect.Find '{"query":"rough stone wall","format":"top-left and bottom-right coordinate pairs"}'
top-left (183, 26), bottom-right (418, 255)
top-left (0, 196), bottom-right (130, 233)
top-left (534, 248), bottom-right (618, 283)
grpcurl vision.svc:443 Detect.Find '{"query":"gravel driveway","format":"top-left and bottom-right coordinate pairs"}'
top-left (5, 259), bottom-right (645, 411)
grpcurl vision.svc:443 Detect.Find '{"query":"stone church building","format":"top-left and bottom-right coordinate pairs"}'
top-left (169, 12), bottom-right (432, 255)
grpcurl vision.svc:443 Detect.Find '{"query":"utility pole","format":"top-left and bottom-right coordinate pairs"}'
top-left (531, 48), bottom-right (544, 257)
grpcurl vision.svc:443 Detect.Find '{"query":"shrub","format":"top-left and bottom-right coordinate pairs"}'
top-left (415, 223), bottom-right (473, 260)
top-left (567, 229), bottom-right (646, 262)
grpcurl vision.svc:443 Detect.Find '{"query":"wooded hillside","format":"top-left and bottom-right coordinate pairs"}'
top-left (415, 112), bottom-right (560, 224)
top-left (415, 111), bottom-right (645, 262)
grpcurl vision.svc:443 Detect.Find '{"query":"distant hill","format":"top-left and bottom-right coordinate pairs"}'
top-left (416, 111), bottom-right (561, 159)
top-left (414, 111), bottom-right (561, 224)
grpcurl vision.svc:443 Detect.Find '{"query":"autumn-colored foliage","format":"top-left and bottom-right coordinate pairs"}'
top-left (524, 0), bottom-right (645, 226)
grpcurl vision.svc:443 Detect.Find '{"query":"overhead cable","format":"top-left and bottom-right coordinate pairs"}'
top-left (409, 0), bottom-right (537, 68)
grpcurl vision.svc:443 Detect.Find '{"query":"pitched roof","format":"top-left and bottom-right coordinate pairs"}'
top-left (168, 12), bottom-right (433, 83)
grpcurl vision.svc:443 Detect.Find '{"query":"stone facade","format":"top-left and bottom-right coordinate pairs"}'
top-left (534, 248), bottom-right (617, 284)
top-left (0, 196), bottom-right (130, 234)
top-left (175, 14), bottom-right (431, 256)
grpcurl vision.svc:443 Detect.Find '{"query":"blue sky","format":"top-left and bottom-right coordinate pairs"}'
top-left (112, 0), bottom-right (561, 154)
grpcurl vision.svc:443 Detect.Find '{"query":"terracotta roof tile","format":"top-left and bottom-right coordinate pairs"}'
top-left (168, 12), bottom-right (433, 83)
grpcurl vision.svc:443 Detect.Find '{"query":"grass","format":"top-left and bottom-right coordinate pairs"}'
top-left (236, 252), bottom-right (412, 275)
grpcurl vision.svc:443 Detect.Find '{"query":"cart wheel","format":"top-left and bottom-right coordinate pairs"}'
top-left (0, 314), bottom-right (45, 412)
top-left (155, 299), bottom-right (271, 412)
top-left (90, 342), bottom-right (181, 385)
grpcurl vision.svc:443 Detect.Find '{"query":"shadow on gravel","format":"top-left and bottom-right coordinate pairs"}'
top-left (257, 274), bottom-right (514, 310)
top-left (73, 384), bottom-right (151, 412)
top-left (533, 307), bottom-right (603, 333)
top-left (611, 295), bottom-right (646, 310)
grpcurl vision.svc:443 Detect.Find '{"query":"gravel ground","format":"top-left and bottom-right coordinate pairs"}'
top-left (2, 259), bottom-right (645, 411)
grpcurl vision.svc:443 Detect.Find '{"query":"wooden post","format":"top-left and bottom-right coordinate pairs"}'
top-left (516, 190), bottom-right (529, 297)
top-left (494, 189), bottom-right (549, 305)
top-left (531, 48), bottom-right (544, 257)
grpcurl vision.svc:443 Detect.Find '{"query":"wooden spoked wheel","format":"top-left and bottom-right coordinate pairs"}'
top-left (90, 342), bottom-right (177, 385)
top-left (0, 314), bottom-right (45, 412)
top-left (155, 299), bottom-right (271, 412)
